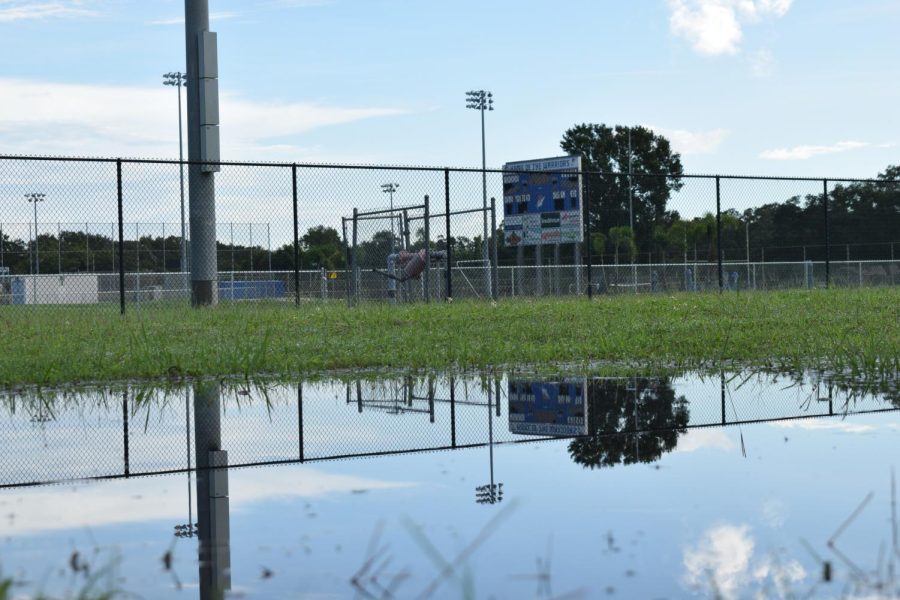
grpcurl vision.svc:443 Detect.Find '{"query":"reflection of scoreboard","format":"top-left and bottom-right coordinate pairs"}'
top-left (508, 379), bottom-right (589, 436)
top-left (502, 155), bottom-right (583, 247)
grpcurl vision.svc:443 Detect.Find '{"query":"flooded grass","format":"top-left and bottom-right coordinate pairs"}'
top-left (0, 287), bottom-right (897, 387)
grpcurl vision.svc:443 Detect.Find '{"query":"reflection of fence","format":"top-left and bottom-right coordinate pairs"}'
top-left (0, 371), bottom-right (896, 488)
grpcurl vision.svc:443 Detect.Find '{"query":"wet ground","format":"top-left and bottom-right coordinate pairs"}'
top-left (0, 369), bottom-right (898, 598)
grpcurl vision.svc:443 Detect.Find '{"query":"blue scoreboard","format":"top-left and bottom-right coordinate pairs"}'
top-left (501, 155), bottom-right (583, 247)
top-left (508, 379), bottom-right (589, 436)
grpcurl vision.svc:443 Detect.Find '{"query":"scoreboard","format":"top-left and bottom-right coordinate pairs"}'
top-left (508, 379), bottom-right (589, 437)
top-left (501, 155), bottom-right (583, 247)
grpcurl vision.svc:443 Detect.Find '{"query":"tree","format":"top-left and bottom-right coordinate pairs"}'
top-left (560, 124), bottom-right (684, 255)
top-left (568, 377), bottom-right (689, 469)
top-left (301, 226), bottom-right (344, 269)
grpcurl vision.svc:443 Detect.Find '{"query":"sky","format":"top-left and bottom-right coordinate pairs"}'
top-left (0, 0), bottom-right (898, 179)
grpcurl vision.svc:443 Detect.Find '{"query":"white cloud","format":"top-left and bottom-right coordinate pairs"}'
top-left (646, 124), bottom-right (730, 155)
top-left (674, 428), bottom-right (736, 452)
top-left (0, 0), bottom-right (97, 22)
top-left (146, 11), bottom-right (240, 26)
top-left (683, 523), bottom-right (807, 599)
top-left (666, 0), bottom-right (793, 56)
top-left (0, 78), bottom-right (404, 160)
top-left (759, 141), bottom-right (873, 160)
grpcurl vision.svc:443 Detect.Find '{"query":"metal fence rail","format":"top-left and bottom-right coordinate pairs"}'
top-left (0, 154), bottom-right (897, 309)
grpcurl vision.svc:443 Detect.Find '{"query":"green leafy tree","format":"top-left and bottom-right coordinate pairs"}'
top-left (560, 124), bottom-right (684, 254)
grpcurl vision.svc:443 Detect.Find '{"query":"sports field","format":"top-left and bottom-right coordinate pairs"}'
top-left (1, 288), bottom-right (897, 387)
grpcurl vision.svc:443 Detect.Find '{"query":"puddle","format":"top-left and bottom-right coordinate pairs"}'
top-left (0, 368), bottom-right (897, 598)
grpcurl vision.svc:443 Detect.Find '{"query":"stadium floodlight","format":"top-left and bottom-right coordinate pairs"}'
top-left (163, 72), bottom-right (189, 275)
top-left (465, 90), bottom-right (494, 297)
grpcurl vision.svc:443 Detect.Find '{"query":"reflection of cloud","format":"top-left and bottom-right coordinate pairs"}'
top-left (683, 523), bottom-right (806, 599)
top-left (1, 467), bottom-right (414, 536)
top-left (684, 524), bottom-right (755, 598)
top-left (666, 0), bottom-right (793, 56)
top-left (761, 498), bottom-right (785, 528)
top-left (0, 78), bottom-right (404, 160)
top-left (771, 420), bottom-right (876, 434)
top-left (674, 428), bottom-right (736, 453)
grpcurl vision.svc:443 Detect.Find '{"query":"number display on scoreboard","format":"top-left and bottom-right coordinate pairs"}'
top-left (501, 155), bottom-right (583, 247)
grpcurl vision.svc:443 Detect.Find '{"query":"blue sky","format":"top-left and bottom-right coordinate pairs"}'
top-left (0, 0), bottom-right (898, 178)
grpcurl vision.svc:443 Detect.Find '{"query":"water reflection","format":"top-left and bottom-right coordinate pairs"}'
top-left (0, 369), bottom-right (896, 489)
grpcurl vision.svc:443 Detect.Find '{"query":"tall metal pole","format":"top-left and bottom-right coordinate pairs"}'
top-left (716, 176), bottom-right (723, 293)
top-left (292, 164), bottom-right (300, 306)
top-left (627, 128), bottom-right (634, 232)
top-left (117, 161), bottom-right (125, 314)
top-left (177, 77), bottom-right (187, 275)
top-left (185, 0), bottom-right (219, 306)
top-left (165, 72), bottom-right (189, 278)
top-left (823, 179), bottom-right (830, 288)
top-left (444, 169), bottom-right (452, 301)
top-left (467, 90), bottom-right (493, 298)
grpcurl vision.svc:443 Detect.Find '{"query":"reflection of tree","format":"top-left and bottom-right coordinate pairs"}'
top-left (568, 378), bottom-right (689, 469)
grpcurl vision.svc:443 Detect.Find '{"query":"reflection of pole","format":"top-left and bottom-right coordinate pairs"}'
top-left (488, 383), bottom-right (493, 490)
top-left (449, 376), bottom-right (456, 448)
top-left (720, 372), bottom-right (726, 425)
top-left (122, 390), bottom-right (130, 476)
top-left (194, 381), bottom-right (231, 598)
top-left (298, 382), bottom-right (304, 461)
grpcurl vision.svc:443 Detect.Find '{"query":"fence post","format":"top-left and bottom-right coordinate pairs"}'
top-left (351, 208), bottom-right (358, 305)
top-left (490, 197), bottom-right (499, 300)
top-left (424, 195), bottom-right (430, 304)
top-left (584, 173), bottom-right (593, 299)
top-left (342, 218), bottom-right (350, 307)
top-left (117, 159), bottom-right (125, 314)
top-left (444, 169), bottom-right (452, 301)
top-left (292, 164), bottom-right (300, 306)
top-left (823, 179), bottom-right (830, 288)
top-left (716, 176), bottom-right (723, 293)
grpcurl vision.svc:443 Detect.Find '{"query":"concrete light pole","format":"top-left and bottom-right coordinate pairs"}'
top-left (184, 0), bottom-right (220, 306)
top-left (163, 71), bottom-right (189, 276)
top-left (466, 90), bottom-right (493, 297)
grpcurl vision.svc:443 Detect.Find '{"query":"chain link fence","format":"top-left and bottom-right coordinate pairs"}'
top-left (0, 369), bottom-right (896, 487)
top-left (0, 156), bottom-right (897, 309)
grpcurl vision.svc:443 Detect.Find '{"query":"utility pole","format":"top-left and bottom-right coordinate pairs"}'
top-left (466, 90), bottom-right (494, 298)
top-left (185, 0), bottom-right (220, 306)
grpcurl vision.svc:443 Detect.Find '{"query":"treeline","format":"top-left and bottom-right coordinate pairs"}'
top-left (0, 225), bottom-right (347, 275)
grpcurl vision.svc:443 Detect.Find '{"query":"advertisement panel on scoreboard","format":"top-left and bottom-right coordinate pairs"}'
top-left (501, 155), bottom-right (583, 247)
top-left (508, 379), bottom-right (589, 437)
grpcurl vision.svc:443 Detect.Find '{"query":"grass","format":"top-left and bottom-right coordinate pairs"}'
top-left (0, 288), bottom-right (897, 388)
